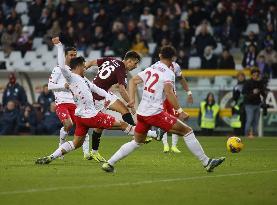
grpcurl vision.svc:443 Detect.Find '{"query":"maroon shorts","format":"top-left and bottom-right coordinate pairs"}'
top-left (163, 99), bottom-right (179, 117)
top-left (56, 103), bottom-right (76, 123)
top-left (75, 112), bottom-right (116, 136)
top-left (135, 111), bottom-right (177, 134)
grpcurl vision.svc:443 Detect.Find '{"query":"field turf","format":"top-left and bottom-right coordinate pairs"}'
top-left (0, 136), bottom-right (277, 205)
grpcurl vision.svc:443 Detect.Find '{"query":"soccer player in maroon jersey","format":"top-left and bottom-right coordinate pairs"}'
top-left (85, 53), bottom-right (158, 162)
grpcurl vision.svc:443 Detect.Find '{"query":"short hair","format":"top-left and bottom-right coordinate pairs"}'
top-left (159, 45), bottom-right (176, 59)
top-left (124, 51), bottom-right (141, 62)
top-left (65, 46), bottom-right (77, 55)
top-left (251, 68), bottom-right (260, 75)
top-left (69, 56), bottom-right (85, 70)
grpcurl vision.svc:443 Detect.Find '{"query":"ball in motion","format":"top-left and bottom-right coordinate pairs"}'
top-left (226, 136), bottom-right (244, 153)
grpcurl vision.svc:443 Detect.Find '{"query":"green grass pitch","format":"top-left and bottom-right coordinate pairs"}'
top-left (0, 136), bottom-right (277, 205)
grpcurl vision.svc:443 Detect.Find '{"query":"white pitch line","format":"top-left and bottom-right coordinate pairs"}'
top-left (0, 169), bottom-right (276, 196)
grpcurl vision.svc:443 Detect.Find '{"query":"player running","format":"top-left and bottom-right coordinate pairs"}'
top-left (35, 38), bottom-right (135, 165)
top-left (102, 45), bottom-right (225, 173)
top-left (84, 53), bottom-right (160, 162)
top-left (48, 46), bottom-right (91, 160)
top-left (161, 61), bottom-right (193, 153)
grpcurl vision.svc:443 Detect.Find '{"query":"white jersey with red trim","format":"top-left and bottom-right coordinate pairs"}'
top-left (48, 65), bottom-right (75, 105)
top-left (137, 61), bottom-right (175, 116)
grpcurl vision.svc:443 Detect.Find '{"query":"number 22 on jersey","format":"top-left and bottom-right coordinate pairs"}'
top-left (144, 71), bottom-right (159, 93)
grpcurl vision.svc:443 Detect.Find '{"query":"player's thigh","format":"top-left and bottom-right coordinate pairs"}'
top-left (169, 119), bottom-right (192, 136)
top-left (109, 99), bottom-right (129, 115)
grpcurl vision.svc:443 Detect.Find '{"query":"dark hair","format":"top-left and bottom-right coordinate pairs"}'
top-left (159, 45), bottom-right (176, 59)
top-left (251, 68), bottom-right (260, 75)
top-left (205, 92), bottom-right (215, 109)
top-left (65, 46), bottom-right (77, 55)
top-left (124, 51), bottom-right (141, 62)
top-left (69, 56), bottom-right (85, 70)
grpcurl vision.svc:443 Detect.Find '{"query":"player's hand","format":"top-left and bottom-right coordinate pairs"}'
top-left (187, 95), bottom-right (193, 104)
top-left (127, 100), bottom-right (135, 108)
top-left (64, 83), bottom-right (69, 89)
top-left (52, 37), bottom-right (60, 45)
top-left (130, 107), bottom-right (136, 115)
top-left (253, 88), bottom-right (260, 94)
top-left (178, 112), bottom-right (189, 121)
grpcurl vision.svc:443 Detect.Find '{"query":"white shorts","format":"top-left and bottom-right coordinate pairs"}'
top-left (94, 92), bottom-right (119, 112)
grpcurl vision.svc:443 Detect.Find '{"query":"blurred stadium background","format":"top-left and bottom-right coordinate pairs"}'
top-left (0, 0), bottom-right (277, 136)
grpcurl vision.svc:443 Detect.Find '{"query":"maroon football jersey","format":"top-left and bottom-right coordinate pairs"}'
top-left (92, 57), bottom-right (127, 100)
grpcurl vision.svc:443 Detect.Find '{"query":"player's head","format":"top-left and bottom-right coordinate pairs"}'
top-left (70, 56), bottom-right (86, 77)
top-left (159, 45), bottom-right (176, 62)
top-left (123, 51), bottom-right (141, 71)
top-left (65, 46), bottom-right (77, 65)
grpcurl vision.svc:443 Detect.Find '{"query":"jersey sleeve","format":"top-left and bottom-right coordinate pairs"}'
top-left (164, 71), bottom-right (175, 85)
top-left (57, 43), bottom-right (72, 82)
top-left (48, 67), bottom-right (66, 91)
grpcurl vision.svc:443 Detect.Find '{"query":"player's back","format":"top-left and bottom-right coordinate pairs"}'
top-left (93, 57), bottom-right (127, 100)
top-left (137, 61), bottom-right (175, 116)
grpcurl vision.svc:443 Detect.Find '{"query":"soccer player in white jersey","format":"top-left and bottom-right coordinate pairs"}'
top-left (48, 46), bottom-right (91, 160)
top-left (160, 61), bottom-right (193, 153)
top-left (102, 46), bottom-right (225, 173)
top-left (35, 37), bottom-right (135, 164)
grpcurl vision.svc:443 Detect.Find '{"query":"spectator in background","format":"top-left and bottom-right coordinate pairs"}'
top-left (257, 55), bottom-right (271, 78)
top-left (1, 24), bottom-right (16, 57)
top-left (259, 23), bottom-right (277, 50)
top-left (17, 104), bottom-right (37, 135)
top-left (140, 7), bottom-right (154, 28)
top-left (211, 2), bottom-right (227, 38)
top-left (5, 8), bottom-right (20, 26)
top-left (201, 46), bottom-right (217, 69)
top-left (242, 68), bottom-right (267, 138)
top-left (16, 26), bottom-right (32, 56)
top-left (257, 42), bottom-right (277, 78)
top-left (44, 20), bottom-right (61, 50)
top-left (28, 0), bottom-right (44, 26)
top-left (111, 32), bottom-right (130, 58)
top-left (194, 23), bottom-right (217, 56)
top-left (189, 2), bottom-right (208, 30)
top-left (176, 49), bottom-right (189, 69)
top-left (37, 102), bottom-right (62, 135)
top-left (78, 6), bottom-right (92, 26)
top-left (231, 72), bottom-right (246, 136)
top-left (242, 44), bottom-right (257, 69)
top-left (241, 31), bottom-right (258, 53)
top-left (126, 20), bottom-right (139, 42)
top-left (229, 2), bottom-right (246, 43)
top-left (218, 49), bottom-right (235, 69)
top-left (93, 8), bottom-right (109, 29)
top-left (131, 33), bottom-right (148, 56)
top-left (91, 25), bottom-right (106, 53)
top-left (37, 84), bottom-right (55, 113)
top-left (35, 8), bottom-right (52, 37)
top-left (172, 20), bottom-right (192, 50)
top-left (198, 92), bottom-right (219, 136)
top-left (75, 21), bottom-right (90, 52)
top-left (0, 100), bottom-right (19, 135)
top-left (220, 16), bottom-right (238, 48)
top-left (2, 73), bottom-right (27, 107)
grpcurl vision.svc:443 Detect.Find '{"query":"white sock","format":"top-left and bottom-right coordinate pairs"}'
top-left (59, 127), bottom-right (68, 145)
top-left (108, 140), bottom-right (142, 165)
top-left (162, 133), bottom-right (168, 146)
top-left (50, 141), bottom-right (75, 160)
top-left (183, 131), bottom-right (209, 166)
top-left (146, 130), bottom-right (157, 138)
top-left (172, 134), bottom-right (179, 147)
top-left (124, 124), bottom-right (134, 135)
top-left (82, 133), bottom-right (90, 155)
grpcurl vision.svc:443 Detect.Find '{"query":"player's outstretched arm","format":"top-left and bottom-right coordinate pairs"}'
top-left (177, 75), bottom-right (193, 104)
top-left (128, 75), bottom-right (143, 108)
top-left (52, 37), bottom-right (72, 83)
top-left (118, 84), bottom-right (131, 104)
top-left (89, 81), bottom-right (111, 99)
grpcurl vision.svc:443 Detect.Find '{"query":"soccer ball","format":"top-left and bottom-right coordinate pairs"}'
top-left (226, 136), bottom-right (244, 153)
